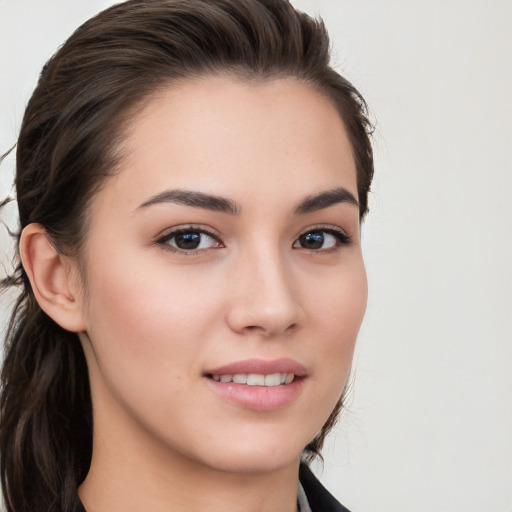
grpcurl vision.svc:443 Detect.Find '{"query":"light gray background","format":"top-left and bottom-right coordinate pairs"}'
top-left (1, 1), bottom-right (511, 511)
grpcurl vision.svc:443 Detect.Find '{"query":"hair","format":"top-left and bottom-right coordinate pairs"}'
top-left (0, 1), bottom-right (374, 510)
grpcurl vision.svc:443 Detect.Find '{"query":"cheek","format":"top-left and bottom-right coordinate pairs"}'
top-left (82, 252), bottom-right (223, 376)
top-left (305, 256), bottom-right (367, 385)
top-left (296, 260), bottom-right (366, 440)
top-left (80, 255), bottom-right (229, 429)
top-left (309, 256), bottom-right (367, 341)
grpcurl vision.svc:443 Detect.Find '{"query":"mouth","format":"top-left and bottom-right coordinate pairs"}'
top-left (203, 358), bottom-right (306, 411)
top-left (207, 372), bottom-right (297, 386)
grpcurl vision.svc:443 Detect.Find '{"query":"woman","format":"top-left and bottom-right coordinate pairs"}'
top-left (0, 1), bottom-right (374, 511)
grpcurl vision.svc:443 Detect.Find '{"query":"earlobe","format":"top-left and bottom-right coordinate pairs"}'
top-left (19, 223), bottom-right (86, 333)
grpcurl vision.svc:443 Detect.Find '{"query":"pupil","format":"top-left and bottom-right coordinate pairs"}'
top-left (176, 232), bottom-right (201, 249)
top-left (300, 232), bottom-right (324, 249)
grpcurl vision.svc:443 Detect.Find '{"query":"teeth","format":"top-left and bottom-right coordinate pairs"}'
top-left (212, 372), bottom-right (295, 386)
top-left (264, 373), bottom-right (281, 386)
top-left (246, 373), bottom-right (265, 386)
top-left (233, 374), bottom-right (247, 384)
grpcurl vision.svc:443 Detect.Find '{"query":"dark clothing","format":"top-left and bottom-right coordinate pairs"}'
top-left (73, 463), bottom-right (351, 512)
top-left (299, 464), bottom-right (351, 512)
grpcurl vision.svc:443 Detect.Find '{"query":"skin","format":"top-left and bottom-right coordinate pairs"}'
top-left (22, 77), bottom-right (367, 512)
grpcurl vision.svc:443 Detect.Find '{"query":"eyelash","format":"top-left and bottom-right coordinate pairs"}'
top-left (155, 225), bottom-right (223, 255)
top-left (155, 224), bottom-right (351, 255)
top-left (294, 226), bottom-right (352, 252)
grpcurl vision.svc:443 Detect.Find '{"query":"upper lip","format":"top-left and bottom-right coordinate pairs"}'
top-left (205, 358), bottom-right (307, 377)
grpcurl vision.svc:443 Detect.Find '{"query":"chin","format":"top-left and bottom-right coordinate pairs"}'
top-left (190, 429), bottom-right (310, 475)
top-left (204, 452), bottom-right (300, 476)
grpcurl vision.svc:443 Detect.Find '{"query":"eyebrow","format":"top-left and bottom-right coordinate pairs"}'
top-left (136, 186), bottom-right (358, 216)
top-left (294, 187), bottom-right (359, 214)
top-left (137, 189), bottom-right (241, 215)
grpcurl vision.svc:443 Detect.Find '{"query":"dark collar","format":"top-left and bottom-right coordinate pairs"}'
top-left (299, 463), bottom-right (352, 512)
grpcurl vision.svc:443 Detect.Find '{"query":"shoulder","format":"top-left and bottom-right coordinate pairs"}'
top-left (299, 463), bottom-right (352, 512)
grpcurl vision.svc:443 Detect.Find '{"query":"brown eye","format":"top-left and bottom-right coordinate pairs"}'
top-left (293, 229), bottom-right (350, 250)
top-left (174, 232), bottom-right (202, 250)
top-left (160, 229), bottom-right (221, 252)
top-left (298, 232), bottom-right (326, 249)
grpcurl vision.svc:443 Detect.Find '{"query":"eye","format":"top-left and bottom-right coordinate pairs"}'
top-left (157, 227), bottom-right (223, 253)
top-left (293, 228), bottom-right (351, 251)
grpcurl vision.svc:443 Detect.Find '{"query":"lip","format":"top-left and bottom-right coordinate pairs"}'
top-left (203, 358), bottom-right (307, 411)
top-left (205, 358), bottom-right (307, 377)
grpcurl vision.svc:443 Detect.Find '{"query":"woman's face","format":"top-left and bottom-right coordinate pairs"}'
top-left (76, 77), bottom-right (367, 474)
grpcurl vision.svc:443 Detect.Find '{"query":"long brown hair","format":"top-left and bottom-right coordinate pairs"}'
top-left (0, 1), bottom-right (374, 510)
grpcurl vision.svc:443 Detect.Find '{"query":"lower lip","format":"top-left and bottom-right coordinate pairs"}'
top-left (204, 377), bottom-right (305, 411)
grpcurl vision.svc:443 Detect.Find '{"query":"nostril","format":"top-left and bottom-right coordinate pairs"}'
top-left (241, 322), bottom-right (299, 336)
top-left (285, 322), bottom-right (298, 333)
top-left (226, 296), bottom-right (305, 336)
top-left (242, 325), bottom-right (266, 334)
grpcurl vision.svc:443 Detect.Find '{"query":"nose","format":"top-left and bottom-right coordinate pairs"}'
top-left (225, 249), bottom-right (305, 337)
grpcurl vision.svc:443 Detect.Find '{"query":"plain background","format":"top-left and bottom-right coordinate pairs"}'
top-left (1, 1), bottom-right (511, 511)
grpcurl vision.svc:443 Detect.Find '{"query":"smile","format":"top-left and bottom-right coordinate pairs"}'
top-left (210, 373), bottom-right (295, 386)
top-left (204, 358), bottom-right (307, 410)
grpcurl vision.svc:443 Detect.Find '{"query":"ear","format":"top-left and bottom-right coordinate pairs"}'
top-left (19, 223), bottom-right (86, 333)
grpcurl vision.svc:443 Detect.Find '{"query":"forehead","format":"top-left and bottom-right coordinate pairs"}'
top-left (97, 77), bottom-right (357, 213)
